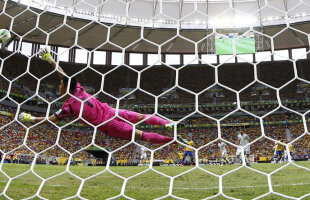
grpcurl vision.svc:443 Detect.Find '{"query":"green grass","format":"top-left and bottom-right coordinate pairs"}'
top-left (236, 38), bottom-right (255, 54)
top-left (215, 38), bottom-right (255, 55)
top-left (215, 39), bottom-right (233, 55)
top-left (0, 162), bottom-right (309, 199)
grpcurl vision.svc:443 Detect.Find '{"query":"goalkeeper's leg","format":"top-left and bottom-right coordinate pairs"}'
top-left (118, 110), bottom-right (169, 125)
top-left (117, 110), bottom-right (185, 131)
top-left (104, 119), bottom-right (173, 143)
top-left (139, 130), bottom-right (173, 144)
top-left (104, 114), bottom-right (188, 144)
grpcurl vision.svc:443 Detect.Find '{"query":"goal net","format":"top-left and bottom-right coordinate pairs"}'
top-left (0, 0), bottom-right (310, 199)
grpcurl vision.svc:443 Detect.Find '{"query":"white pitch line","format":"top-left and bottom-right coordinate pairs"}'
top-left (0, 180), bottom-right (308, 190)
top-left (47, 182), bottom-right (310, 190)
top-left (121, 183), bottom-right (310, 190)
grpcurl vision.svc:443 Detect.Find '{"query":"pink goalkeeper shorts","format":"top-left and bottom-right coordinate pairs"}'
top-left (100, 109), bottom-right (140, 140)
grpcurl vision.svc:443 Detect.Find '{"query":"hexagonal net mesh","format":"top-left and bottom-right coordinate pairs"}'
top-left (0, 0), bottom-right (310, 199)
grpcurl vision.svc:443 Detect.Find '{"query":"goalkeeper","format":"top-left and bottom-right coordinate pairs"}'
top-left (19, 48), bottom-right (187, 145)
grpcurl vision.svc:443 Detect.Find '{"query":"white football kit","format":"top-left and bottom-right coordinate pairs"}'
top-left (218, 142), bottom-right (227, 158)
top-left (140, 147), bottom-right (147, 160)
top-left (236, 133), bottom-right (250, 155)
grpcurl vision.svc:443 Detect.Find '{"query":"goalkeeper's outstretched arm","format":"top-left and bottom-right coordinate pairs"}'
top-left (38, 48), bottom-right (67, 78)
top-left (18, 112), bottom-right (58, 124)
top-left (17, 48), bottom-right (69, 124)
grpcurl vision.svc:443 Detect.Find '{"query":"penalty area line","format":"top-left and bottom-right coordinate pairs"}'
top-left (47, 182), bottom-right (310, 190)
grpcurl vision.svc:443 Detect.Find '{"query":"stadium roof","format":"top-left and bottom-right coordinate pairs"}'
top-left (7, 0), bottom-right (310, 28)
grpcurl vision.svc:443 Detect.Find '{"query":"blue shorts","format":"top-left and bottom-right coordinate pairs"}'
top-left (184, 151), bottom-right (194, 157)
top-left (274, 151), bottom-right (282, 157)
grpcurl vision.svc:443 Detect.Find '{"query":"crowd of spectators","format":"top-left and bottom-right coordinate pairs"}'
top-left (0, 104), bottom-right (309, 164)
top-left (0, 105), bottom-right (94, 161)
top-left (1, 100), bottom-right (310, 165)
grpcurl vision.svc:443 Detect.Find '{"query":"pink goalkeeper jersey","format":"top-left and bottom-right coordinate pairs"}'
top-left (54, 82), bottom-right (113, 126)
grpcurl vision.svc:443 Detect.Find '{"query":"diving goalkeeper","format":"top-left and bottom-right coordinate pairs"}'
top-left (19, 48), bottom-right (187, 145)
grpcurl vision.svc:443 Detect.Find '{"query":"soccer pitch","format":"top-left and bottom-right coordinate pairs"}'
top-left (215, 38), bottom-right (255, 55)
top-left (0, 162), bottom-right (309, 200)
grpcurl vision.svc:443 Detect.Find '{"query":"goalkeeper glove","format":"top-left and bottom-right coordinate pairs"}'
top-left (38, 48), bottom-right (54, 64)
top-left (18, 112), bottom-right (36, 123)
